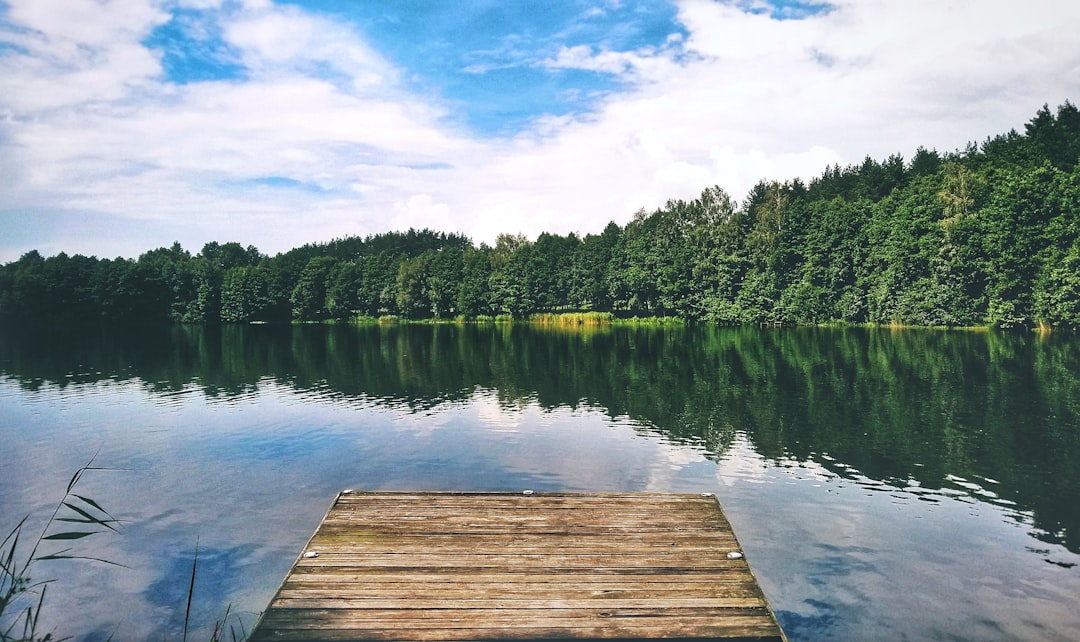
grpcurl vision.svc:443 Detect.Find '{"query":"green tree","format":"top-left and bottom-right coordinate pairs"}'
top-left (41, 252), bottom-right (99, 319)
top-left (138, 242), bottom-right (194, 320)
top-left (0, 250), bottom-right (48, 318)
top-left (608, 209), bottom-right (661, 314)
top-left (527, 233), bottom-right (577, 312)
top-left (1024, 101), bottom-right (1080, 171)
top-left (488, 234), bottom-right (533, 317)
top-left (92, 257), bottom-right (170, 321)
top-left (1034, 239), bottom-right (1080, 327)
top-left (685, 186), bottom-right (742, 321)
top-left (395, 255), bottom-right (428, 319)
top-left (982, 164), bottom-right (1061, 328)
top-left (423, 246), bottom-right (464, 318)
top-left (221, 264), bottom-right (269, 323)
top-left (181, 258), bottom-right (222, 323)
top-left (324, 260), bottom-right (361, 320)
top-left (458, 246), bottom-right (494, 317)
top-left (355, 253), bottom-right (398, 316)
top-left (291, 256), bottom-right (340, 320)
top-left (571, 222), bottom-right (621, 311)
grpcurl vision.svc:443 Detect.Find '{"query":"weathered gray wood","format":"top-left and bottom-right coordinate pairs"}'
top-left (250, 492), bottom-right (786, 641)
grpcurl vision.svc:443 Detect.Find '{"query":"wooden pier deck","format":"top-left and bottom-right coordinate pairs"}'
top-left (249, 491), bottom-right (786, 641)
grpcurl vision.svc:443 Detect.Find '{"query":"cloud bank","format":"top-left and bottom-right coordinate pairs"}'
top-left (1, 0), bottom-right (1077, 261)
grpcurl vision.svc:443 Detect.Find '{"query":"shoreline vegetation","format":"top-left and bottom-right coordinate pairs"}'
top-left (342, 311), bottom-right (685, 328)
top-left (342, 313), bottom-right (1002, 333)
top-left (2, 102), bottom-right (1079, 332)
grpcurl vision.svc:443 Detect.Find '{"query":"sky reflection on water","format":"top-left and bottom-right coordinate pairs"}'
top-left (1, 324), bottom-right (1079, 641)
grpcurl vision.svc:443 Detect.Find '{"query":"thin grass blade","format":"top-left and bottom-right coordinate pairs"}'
top-left (35, 553), bottom-right (128, 568)
top-left (58, 501), bottom-right (120, 531)
top-left (1, 515), bottom-right (30, 550)
top-left (65, 452), bottom-right (99, 493)
top-left (70, 494), bottom-right (114, 518)
top-left (64, 468), bottom-right (86, 494)
top-left (41, 532), bottom-right (97, 541)
top-left (1, 529), bottom-right (19, 570)
top-left (182, 537), bottom-right (199, 642)
top-left (30, 583), bottom-right (46, 633)
top-left (53, 517), bottom-right (114, 528)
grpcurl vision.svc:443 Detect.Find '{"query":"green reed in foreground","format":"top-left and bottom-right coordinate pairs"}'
top-left (0, 454), bottom-right (123, 642)
top-left (1, 458), bottom-right (250, 641)
top-left (184, 538), bottom-right (251, 642)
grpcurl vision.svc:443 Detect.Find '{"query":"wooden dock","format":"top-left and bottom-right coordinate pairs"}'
top-left (249, 491), bottom-right (786, 641)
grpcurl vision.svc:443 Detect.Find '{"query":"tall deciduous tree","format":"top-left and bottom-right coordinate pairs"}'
top-left (291, 256), bottom-right (340, 320)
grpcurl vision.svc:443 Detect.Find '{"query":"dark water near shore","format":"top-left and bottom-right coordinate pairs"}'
top-left (1, 322), bottom-right (1078, 640)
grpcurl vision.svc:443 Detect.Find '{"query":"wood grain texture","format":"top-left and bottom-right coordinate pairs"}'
top-left (249, 492), bottom-right (786, 641)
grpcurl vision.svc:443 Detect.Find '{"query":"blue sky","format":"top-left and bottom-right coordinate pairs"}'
top-left (146, 1), bottom-right (695, 135)
top-left (1, 0), bottom-right (1077, 261)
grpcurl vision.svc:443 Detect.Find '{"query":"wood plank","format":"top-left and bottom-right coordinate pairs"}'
top-left (284, 569), bottom-right (747, 582)
top-left (274, 576), bottom-right (758, 595)
top-left (249, 492), bottom-right (786, 641)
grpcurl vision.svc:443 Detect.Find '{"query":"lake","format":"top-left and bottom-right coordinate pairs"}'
top-left (1, 322), bottom-right (1078, 641)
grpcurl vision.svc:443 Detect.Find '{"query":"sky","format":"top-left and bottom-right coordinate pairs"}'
top-left (1, 0), bottom-right (1078, 262)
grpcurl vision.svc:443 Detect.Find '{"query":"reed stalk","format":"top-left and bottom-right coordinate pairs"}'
top-left (1, 454), bottom-right (123, 642)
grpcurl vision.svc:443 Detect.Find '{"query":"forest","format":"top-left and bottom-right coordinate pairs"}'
top-left (1, 102), bottom-right (1079, 329)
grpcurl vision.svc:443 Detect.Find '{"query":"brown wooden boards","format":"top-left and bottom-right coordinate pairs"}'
top-left (249, 491), bottom-right (786, 641)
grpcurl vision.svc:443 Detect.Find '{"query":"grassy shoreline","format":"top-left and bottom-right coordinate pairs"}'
top-left (324, 313), bottom-right (1043, 333)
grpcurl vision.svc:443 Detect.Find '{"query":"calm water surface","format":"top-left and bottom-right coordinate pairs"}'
top-left (1, 323), bottom-right (1078, 641)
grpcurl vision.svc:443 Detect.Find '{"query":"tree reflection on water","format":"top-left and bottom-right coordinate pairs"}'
top-left (1, 321), bottom-right (1077, 553)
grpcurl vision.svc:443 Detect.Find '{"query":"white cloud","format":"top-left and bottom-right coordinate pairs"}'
top-left (2, 0), bottom-right (1079, 261)
top-left (0, 0), bottom-right (166, 112)
top-left (4, 0), bottom-right (167, 48)
top-left (391, 194), bottom-right (454, 233)
top-left (438, 0), bottom-right (1080, 240)
top-left (514, 0), bottom-right (1080, 204)
top-left (223, 5), bottom-right (393, 90)
top-left (542, 44), bottom-right (662, 78)
top-left (1, 1), bottom-right (472, 247)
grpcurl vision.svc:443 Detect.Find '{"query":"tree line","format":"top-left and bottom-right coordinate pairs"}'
top-left (2, 102), bottom-right (1078, 329)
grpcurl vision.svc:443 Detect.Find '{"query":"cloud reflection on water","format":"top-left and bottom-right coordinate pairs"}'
top-left (2, 324), bottom-right (1080, 640)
